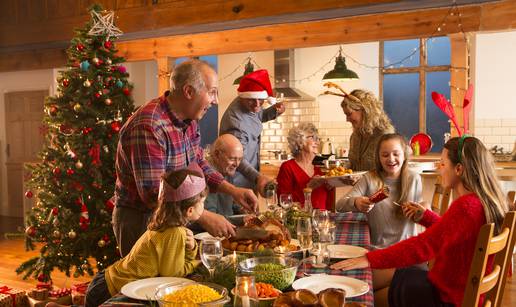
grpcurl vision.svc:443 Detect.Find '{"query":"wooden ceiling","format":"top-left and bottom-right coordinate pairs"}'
top-left (1, 0), bottom-right (515, 72)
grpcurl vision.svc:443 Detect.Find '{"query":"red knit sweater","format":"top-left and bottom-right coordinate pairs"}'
top-left (276, 159), bottom-right (329, 210)
top-left (367, 193), bottom-right (486, 306)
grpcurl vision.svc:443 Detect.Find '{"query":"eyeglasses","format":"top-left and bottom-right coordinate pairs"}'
top-left (304, 135), bottom-right (319, 141)
top-left (206, 87), bottom-right (218, 99)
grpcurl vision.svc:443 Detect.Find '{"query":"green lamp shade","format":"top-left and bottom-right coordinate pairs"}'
top-left (233, 60), bottom-right (255, 85)
top-left (322, 54), bottom-right (359, 81)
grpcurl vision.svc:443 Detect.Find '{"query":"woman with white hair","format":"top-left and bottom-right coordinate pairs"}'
top-left (277, 123), bottom-right (330, 210)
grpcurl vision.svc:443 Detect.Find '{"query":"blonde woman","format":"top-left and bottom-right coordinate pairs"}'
top-left (332, 136), bottom-right (509, 307)
top-left (341, 89), bottom-right (395, 171)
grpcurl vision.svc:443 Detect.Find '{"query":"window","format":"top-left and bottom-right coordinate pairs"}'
top-left (381, 37), bottom-right (451, 152)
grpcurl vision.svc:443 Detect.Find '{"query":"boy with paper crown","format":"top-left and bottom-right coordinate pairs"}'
top-left (84, 164), bottom-right (207, 307)
top-left (220, 69), bottom-right (285, 195)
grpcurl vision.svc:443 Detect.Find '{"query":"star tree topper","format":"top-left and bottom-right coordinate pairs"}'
top-left (88, 10), bottom-right (123, 39)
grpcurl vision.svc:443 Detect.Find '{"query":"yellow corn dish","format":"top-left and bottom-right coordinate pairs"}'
top-left (162, 284), bottom-right (222, 306)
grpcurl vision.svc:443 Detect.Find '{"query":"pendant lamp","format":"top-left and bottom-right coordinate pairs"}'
top-left (322, 47), bottom-right (359, 81)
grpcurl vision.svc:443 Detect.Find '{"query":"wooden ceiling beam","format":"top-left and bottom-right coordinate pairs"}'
top-left (1, 0), bottom-right (515, 73)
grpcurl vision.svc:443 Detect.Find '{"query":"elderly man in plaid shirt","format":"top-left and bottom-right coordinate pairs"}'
top-left (113, 60), bottom-right (257, 256)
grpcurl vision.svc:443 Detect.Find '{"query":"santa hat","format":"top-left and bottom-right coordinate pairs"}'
top-left (238, 69), bottom-right (276, 103)
top-left (159, 163), bottom-right (206, 202)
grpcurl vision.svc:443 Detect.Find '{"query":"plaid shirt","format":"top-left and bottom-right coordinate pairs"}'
top-left (114, 92), bottom-right (224, 211)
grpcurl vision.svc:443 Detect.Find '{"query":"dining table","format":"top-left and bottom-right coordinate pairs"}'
top-left (99, 211), bottom-right (374, 307)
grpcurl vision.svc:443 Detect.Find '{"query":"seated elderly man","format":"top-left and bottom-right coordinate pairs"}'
top-left (205, 134), bottom-right (245, 217)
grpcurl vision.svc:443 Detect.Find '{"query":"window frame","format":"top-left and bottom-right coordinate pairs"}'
top-left (379, 37), bottom-right (451, 133)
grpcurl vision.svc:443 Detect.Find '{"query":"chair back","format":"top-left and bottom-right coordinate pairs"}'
top-left (431, 176), bottom-right (451, 216)
top-left (462, 211), bottom-right (516, 307)
top-left (508, 191), bottom-right (515, 210)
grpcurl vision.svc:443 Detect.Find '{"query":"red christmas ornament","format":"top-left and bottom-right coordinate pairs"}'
top-left (105, 199), bottom-right (114, 212)
top-left (88, 143), bottom-right (101, 166)
top-left (75, 182), bottom-right (84, 192)
top-left (48, 105), bottom-right (58, 116)
top-left (25, 190), bottom-right (34, 198)
top-left (82, 127), bottom-right (93, 135)
top-left (104, 98), bottom-right (112, 105)
top-left (51, 207), bottom-right (59, 216)
top-left (94, 91), bottom-right (102, 99)
top-left (110, 121), bottom-right (121, 133)
top-left (53, 167), bottom-right (61, 176)
top-left (107, 133), bottom-right (113, 139)
top-left (37, 274), bottom-right (48, 282)
top-left (122, 88), bottom-right (130, 96)
top-left (25, 226), bottom-right (36, 237)
top-left (66, 168), bottom-right (75, 175)
top-left (103, 234), bottom-right (110, 242)
top-left (76, 44), bottom-right (85, 51)
top-left (95, 59), bottom-right (103, 67)
top-left (104, 40), bottom-right (113, 49)
top-left (62, 79), bottom-right (70, 87)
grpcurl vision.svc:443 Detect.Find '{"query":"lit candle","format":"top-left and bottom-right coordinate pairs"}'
top-left (242, 280), bottom-right (250, 307)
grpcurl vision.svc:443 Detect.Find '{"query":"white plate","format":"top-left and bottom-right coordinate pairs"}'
top-left (327, 244), bottom-right (368, 259)
top-left (193, 232), bottom-right (216, 241)
top-left (292, 275), bottom-right (369, 297)
top-left (121, 277), bottom-right (193, 300)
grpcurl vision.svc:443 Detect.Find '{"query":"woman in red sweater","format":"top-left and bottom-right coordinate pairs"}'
top-left (277, 122), bottom-right (330, 210)
top-left (331, 136), bottom-right (509, 307)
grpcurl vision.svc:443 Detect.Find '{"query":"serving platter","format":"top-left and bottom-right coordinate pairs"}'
top-left (292, 275), bottom-right (369, 297)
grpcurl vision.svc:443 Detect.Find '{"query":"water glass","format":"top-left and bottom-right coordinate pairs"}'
top-left (297, 217), bottom-right (313, 259)
top-left (200, 238), bottom-right (222, 280)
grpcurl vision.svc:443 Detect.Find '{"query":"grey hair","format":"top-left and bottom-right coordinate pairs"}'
top-left (287, 122), bottom-right (318, 157)
top-left (170, 59), bottom-right (212, 94)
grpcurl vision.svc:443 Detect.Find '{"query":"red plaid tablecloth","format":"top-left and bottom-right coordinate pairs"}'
top-left (295, 212), bottom-right (374, 306)
top-left (100, 212), bottom-right (373, 307)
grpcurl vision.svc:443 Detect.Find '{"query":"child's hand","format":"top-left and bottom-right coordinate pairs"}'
top-left (354, 197), bottom-right (374, 213)
top-left (402, 202), bottom-right (426, 222)
top-left (185, 229), bottom-right (196, 251)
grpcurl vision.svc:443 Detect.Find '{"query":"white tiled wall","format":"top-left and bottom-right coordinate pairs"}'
top-left (260, 100), bottom-right (353, 160)
top-left (475, 118), bottom-right (516, 154)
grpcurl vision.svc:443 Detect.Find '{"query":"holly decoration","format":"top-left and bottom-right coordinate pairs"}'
top-left (18, 5), bottom-right (134, 283)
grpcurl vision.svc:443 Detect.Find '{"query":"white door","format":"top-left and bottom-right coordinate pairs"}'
top-left (5, 90), bottom-right (46, 217)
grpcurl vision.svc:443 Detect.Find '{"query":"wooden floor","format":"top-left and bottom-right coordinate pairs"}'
top-left (0, 216), bottom-right (515, 306)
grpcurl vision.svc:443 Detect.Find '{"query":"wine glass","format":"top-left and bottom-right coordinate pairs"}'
top-left (297, 216), bottom-right (313, 259)
top-left (266, 188), bottom-right (277, 211)
top-left (200, 238), bottom-right (222, 280)
top-left (312, 209), bottom-right (330, 234)
top-left (279, 194), bottom-right (293, 210)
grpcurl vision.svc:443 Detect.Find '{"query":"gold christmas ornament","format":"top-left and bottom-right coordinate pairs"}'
top-left (68, 230), bottom-right (77, 239)
top-left (73, 103), bottom-right (82, 112)
top-left (83, 79), bottom-right (91, 87)
top-left (53, 230), bottom-right (61, 238)
top-left (106, 58), bottom-right (112, 65)
top-left (98, 239), bottom-right (106, 247)
top-left (75, 161), bottom-right (84, 169)
top-left (92, 57), bottom-right (100, 64)
top-left (104, 98), bottom-right (112, 105)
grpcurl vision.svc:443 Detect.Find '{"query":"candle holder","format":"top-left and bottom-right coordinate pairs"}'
top-left (234, 275), bottom-right (258, 307)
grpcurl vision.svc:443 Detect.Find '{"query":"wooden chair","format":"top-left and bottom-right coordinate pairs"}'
top-left (430, 176), bottom-right (452, 216)
top-left (507, 191), bottom-right (515, 210)
top-left (462, 211), bottom-right (516, 307)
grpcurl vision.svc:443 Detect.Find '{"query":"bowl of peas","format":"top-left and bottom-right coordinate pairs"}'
top-left (238, 256), bottom-right (299, 291)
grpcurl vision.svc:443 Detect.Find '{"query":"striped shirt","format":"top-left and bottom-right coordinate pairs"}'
top-left (114, 92), bottom-right (224, 211)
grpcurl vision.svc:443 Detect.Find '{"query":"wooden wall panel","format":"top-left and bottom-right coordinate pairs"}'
top-left (80, 0), bottom-right (117, 13)
top-left (47, 0), bottom-right (80, 19)
top-left (116, 0), bottom-right (149, 10)
top-left (0, 0), bottom-right (17, 26)
top-left (17, 0), bottom-right (46, 24)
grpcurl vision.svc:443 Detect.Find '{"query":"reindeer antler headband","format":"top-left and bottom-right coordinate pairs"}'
top-left (319, 82), bottom-right (361, 103)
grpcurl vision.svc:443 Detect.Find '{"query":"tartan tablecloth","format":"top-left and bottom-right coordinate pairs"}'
top-left (295, 211), bottom-right (374, 306)
top-left (100, 212), bottom-right (373, 307)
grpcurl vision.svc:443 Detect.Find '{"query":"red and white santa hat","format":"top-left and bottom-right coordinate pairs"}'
top-left (237, 69), bottom-right (276, 104)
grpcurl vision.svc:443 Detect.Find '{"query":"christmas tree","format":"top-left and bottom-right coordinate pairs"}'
top-left (17, 5), bottom-right (134, 282)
